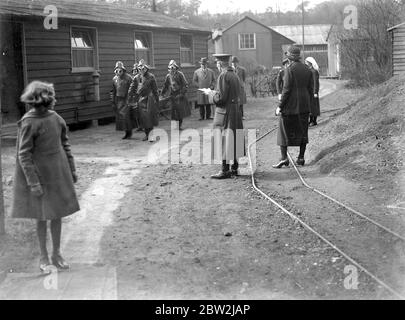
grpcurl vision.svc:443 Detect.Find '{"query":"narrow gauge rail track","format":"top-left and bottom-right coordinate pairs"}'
top-left (247, 126), bottom-right (405, 299)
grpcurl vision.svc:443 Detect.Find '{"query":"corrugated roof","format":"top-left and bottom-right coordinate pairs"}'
top-left (271, 24), bottom-right (332, 45)
top-left (0, 0), bottom-right (209, 32)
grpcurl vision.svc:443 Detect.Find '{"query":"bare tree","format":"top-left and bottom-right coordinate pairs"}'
top-left (336, 0), bottom-right (404, 86)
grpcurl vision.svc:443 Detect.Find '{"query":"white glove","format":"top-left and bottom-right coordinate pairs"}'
top-left (314, 94), bottom-right (318, 98)
top-left (275, 107), bottom-right (281, 116)
top-left (278, 94), bottom-right (282, 101)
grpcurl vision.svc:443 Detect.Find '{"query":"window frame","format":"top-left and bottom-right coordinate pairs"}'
top-left (179, 33), bottom-right (194, 67)
top-left (238, 33), bottom-right (256, 50)
top-left (134, 30), bottom-right (154, 68)
top-left (70, 25), bottom-right (99, 73)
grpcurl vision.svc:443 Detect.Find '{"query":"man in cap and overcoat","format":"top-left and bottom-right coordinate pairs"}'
top-left (211, 53), bottom-right (245, 179)
top-left (128, 59), bottom-right (159, 141)
top-left (193, 57), bottom-right (216, 121)
top-left (231, 56), bottom-right (247, 120)
top-left (161, 60), bottom-right (191, 130)
top-left (274, 45), bottom-right (314, 168)
top-left (111, 61), bottom-right (134, 139)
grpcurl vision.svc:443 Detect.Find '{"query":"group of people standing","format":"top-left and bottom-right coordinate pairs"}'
top-left (111, 59), bottom-right (190, 141)
top-left (273, 45), bottom-right (321, 169)
top-left (111, 55), bottom-right (248, 142)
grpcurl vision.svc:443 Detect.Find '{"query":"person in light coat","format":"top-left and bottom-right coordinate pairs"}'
top-left (193, 57), bottom-right (216, 121)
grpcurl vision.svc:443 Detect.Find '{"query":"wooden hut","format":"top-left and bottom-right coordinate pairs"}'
top-left (0, 0), bottom-right (210, 125)
top-left (217, 16), bottom-right (294, 72)
top-left (388, 22), bottom-right (405, 76)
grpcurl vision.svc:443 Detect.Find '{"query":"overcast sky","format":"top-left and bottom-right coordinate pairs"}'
top-left (198, 0), bottom-right (328, 14)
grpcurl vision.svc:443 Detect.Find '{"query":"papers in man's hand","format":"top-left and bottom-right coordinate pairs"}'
top-left (198, 88), bottom-right (217, 95)
top-left (198, 88), bottom-right (218, 104)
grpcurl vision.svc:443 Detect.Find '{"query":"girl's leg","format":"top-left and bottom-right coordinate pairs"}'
top-left (50, 219), bottom-right (69, 269)
top-left (50, 219), bottom-right (62, 256)
top-left (37, 220), bottom-right (49, 262)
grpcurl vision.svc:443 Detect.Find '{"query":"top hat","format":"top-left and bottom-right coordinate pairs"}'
top-left (285, 45), bottom-right (301, 61)
top-left (213, 53), bottom-right (232, 63)
top-left (231, 56), bottom-right (239, 63)
top-left (114, 61), bottom-right (126, 71)
top-left (168, 59), bottom-right (179, 69)
top-left (199, 57), bottom-right (208, 65)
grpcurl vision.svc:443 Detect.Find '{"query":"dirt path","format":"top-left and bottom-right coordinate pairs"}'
top-left (1, 80), bottom-right (404, 299)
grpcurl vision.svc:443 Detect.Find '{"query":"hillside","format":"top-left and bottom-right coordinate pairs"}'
top-left (309, 74), bottom-right (405, 206)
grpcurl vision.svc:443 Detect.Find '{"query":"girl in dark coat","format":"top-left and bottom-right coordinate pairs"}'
top-left (274, 46), bottom-right (314, 168)
top-left (131, 59), bottom-right (160, 141)
top-left (12, 81), bottom-right (80, 273)
top-left (161, 60), bottom-right (191, 130)
top-left (305, 57), bottom-right (320, 126)
top-left (111, 61), bottom-right (134, 139)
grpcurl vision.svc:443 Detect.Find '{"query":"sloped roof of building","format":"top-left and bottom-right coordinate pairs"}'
top-left (388, 22), bottom-right (405, 31)
top-left (271, 24), bottom-right (332, 45)
top-left (223, 16), bottom-right (295, 44)
top-left (0, 0), bottom-right (209, 32)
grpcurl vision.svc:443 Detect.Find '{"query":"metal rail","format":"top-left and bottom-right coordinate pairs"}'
top-left (247, 127), bottom-right (405, 299)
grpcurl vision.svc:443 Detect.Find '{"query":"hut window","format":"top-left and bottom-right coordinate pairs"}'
top-left (71, 27), bottom-right (96, 71)
top-left (180, 34), bottom-right (193, 66)
top-left (134, 32), bottom-right (153, 66)
top-left (239, 33), bottom-right (256, 50)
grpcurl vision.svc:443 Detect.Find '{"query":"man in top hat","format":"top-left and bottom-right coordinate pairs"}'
top-left (193, 57), bottom-right (216, 121)
top-left (276, 58), bottom-right (290, 101)
top-left (274, 45), bottom-right (313, 168)
top-left (161, 60), bottom-right (190, 130)
top-left (128, 59), bottom-right (159, 141)
top-left (111, 61), bottom-right (134, 139)
top-left (211, 53), bottom-right (245, 179)
top-left (231, 56), bottom-right (247, 120)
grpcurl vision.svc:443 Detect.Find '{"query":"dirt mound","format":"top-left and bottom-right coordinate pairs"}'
top-left (311, 73), bottom-right (405, 203)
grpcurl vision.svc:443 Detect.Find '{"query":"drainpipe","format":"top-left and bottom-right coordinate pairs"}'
top-left (92, 70), bottom-right (100, 102)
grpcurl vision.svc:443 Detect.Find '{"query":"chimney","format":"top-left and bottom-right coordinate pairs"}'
top-left (152, 0), bottom-right (157, 12)
top-left (212, 24), bottom-right (223, 54)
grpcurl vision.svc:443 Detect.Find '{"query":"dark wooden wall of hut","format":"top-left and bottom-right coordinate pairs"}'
top-left (23, 17), bottom-right (208, 124)
top-left (392, 24), bottom-right (405, 76)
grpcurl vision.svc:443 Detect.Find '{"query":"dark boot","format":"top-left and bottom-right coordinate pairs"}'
top-left (296, 143), bottom-right (306, 166)
top-left (231, 160), bottom-right (239, 176)
top-left (313, 116), bottom-right (318, 126)
top-left (143, 128), bottom-right (152, 141)
top-left (211, 161), bottom-right (232, 179)
top-left (179, 119), bottom-right (184, 130)
top-left (122, 130), bottom-right (132, 139)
